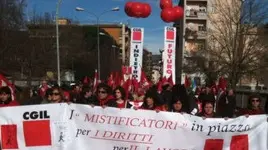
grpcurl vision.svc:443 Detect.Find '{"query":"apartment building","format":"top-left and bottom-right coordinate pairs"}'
top-left (175, 0), bottom-right (209, 84)
top-left (101, 24), bottom-right (131, 65)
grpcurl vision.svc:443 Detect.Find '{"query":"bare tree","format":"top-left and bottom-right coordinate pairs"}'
top-left (206, 0), bottom-right (268, 88)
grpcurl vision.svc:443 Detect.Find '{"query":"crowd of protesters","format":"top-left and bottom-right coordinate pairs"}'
top-left (0, 79), bottom-right (267, 118)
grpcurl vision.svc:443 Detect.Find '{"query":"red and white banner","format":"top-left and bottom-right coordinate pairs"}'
top-left (129, 27), bottom-right (144, 82)
top-left (0, 104), bottom-right (267, 149)
top-left (163, 26), bottom-right (176, 84)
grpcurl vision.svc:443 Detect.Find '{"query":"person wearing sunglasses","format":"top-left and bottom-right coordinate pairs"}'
top-left (0, 86), bottom-right (19, 107)
top-left (240, 94), bottom-right (264, 116)
top-left (50, 87), bottom-right (64, 103)
top-left (91, 83), bottom-right (117, 107)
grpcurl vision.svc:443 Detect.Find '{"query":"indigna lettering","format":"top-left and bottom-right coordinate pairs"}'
top-left (132, 45), bottom-right (140, 79)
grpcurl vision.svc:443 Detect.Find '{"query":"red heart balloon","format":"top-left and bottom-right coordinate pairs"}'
top-left (173, 6), bottom-right (184, 20)
top-left (160, 0), bottom-right (173, 10)
top-left (132, 2), bottom-right (144, 18)
top-left (125, 2), bottom-right (134, 17)
top-left (141, 3), bottom-right (151, 18)
top-left (161, 8), bottom-right (175, 23)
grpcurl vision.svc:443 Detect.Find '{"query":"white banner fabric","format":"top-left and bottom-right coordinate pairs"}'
top-left (129, 27), bottom-right (144, 82)
top-left (0, 104), bottom-right (267, 150)
top-left (163, 26), bottom-right (176, 83)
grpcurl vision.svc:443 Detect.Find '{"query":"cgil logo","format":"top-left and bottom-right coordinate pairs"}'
top-left (23, 110), bottom-right (50, 120)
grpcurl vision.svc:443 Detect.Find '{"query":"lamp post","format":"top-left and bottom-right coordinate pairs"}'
top-left (75, 7), bottom-right (119, 79)
top-left (56, 0), bottom-right (63, 86)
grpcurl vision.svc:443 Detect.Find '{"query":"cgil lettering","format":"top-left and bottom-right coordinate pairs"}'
top-left (23, 110), bottom-right (50, 120)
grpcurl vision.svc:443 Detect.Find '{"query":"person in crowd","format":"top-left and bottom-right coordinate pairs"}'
top-left (0, 86), bottom-right (19, 107)
top-left (78, 86), bottom-right (94, 104)
top-left (160, 83), bottom-right (173, 110)
top-left (70, 84), bottom-right (81, 103)
top-left (198, 101), bottom-right (216, 118)
top-left (217, 89), bottom-right (236, 118)
top-left (198, 86), bottom-right (215, 103)
top-left (41, 88), bottom-right (53, 104)
top-left (91, 83), bottom-right (117, 107)
top-left (239, 94), bottom-right (265, 115)
top-left (49, 87), bottom-right (65, 103)
top-left (171, 98), bottom-right (184, 113)
top-left (172, 84), bottom-right (193, 113)
top-left (140, 91), bottom-right (165, 111)
top-left (113, 86), bottom-right (131, 108)
top-left (38, 79), bottom-right (50, 98)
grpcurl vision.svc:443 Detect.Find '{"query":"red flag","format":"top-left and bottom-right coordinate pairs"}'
top-left (132, 78), bottom-right (139, 93)
top-left (157, 79), bottom-right (163, 93)
top-left (0, 74), bottom-right (15, 100)
top-left (23, 120), bottom-right (51, 146)
top-left (107, 72), bottom-right (115, 88)
top-left (83, 76), bottom-right (90, 85)
top-left (162, 76), bottom-right (168, 84)
top-left (218, 76), bottom-right (227, 91)
top-left (123, 78), bottom-right (132, 99)
top-left (140, 71), bottom-right (151, 90)
top-left (121, 66), bottom-right (132, 75)
top-left (167, 75), bottom-right (174, 86)
top-left (1, 125), bottom-right (18, 149)
top-left (184, 75), bottom-right (191, 88)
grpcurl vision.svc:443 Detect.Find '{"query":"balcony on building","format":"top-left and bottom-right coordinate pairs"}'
top-left (185, 21), bottom-right (207, 39)
top-left (185, 1), bottom-right (207, 20)
top-left (184, 39), bottom-right (206, 58)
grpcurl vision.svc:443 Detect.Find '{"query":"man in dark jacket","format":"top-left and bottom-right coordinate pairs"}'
top-left (217, 89), bottom-right (236, 118)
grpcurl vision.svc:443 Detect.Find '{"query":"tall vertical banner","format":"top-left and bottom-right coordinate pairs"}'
top-left (129, 27), bottom-right (144, 82)
top-left (163, 26), bottom-right (176, 83)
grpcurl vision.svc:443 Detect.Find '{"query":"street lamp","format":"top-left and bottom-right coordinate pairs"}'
top-left (75, 6), bottom-right (120, 79)
top-left (56, 0), bottom-right (63, 86)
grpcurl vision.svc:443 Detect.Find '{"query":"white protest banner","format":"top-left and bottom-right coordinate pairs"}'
top-left (163, 26), bottom-right (176, 83)
top-left (0, 104), bottom-right (67, 150)
top-left (0, 104), bottom-right (267, 150)
top-left (129, 27), bottom-right (144, 82)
